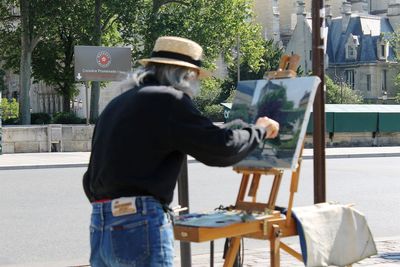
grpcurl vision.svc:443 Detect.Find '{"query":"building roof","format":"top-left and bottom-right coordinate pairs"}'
top-left (327, 14), bottom-right (396, 64)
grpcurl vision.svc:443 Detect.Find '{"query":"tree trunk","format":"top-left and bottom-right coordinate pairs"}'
top-left (19, 0), bottom-right (32, 125)
top-left (63, 94), bottom-right (70, 112)
top-left (89, 0), bottom-right (102, 123)
top-left (90, 81), bottom-right (100, 122)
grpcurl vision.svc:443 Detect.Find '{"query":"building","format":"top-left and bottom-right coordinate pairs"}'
top-left (253, 0), bottom-right (396, 46)
top-left (285, 0), bottom-right (399, 103)
top-left (285, 2), bottom-right (314, 74)
top-left (253, 0), bottom-right (346, 46)
top-left (252, 0), bottom-right (280, 42)
top-left (326, 12), bottom-right (397, 102)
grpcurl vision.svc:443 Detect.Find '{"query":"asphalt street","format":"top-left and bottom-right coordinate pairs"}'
top-left (0, 156), bottom-right (399, 266)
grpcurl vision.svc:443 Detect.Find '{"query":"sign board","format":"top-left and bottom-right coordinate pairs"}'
top-left (74, 46), bottom-right (131, 82)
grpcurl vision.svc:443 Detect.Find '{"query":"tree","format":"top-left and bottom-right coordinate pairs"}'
top-left (84, 0), bottom-right (268, 122)
top-left (86, 0), bottom-right (143, 122)
top-left (0, 0), bottom-right (134, 119)
top-left (1, 0), bottom-right (279, 123)
top-left (0, 0), bottom-right (58, 124)
top-left (32, 0), bottom-right (93, 112)
top-left (0, 69), bottom-right (6, 92)
top-left (325, 75), bottom-right (363, 104)
top-left (388, 30), bottom-right (400, 103)
top-left (220, 39), bottom-right (283, 103)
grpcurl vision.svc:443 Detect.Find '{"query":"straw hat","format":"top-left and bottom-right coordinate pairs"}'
top-left (139, 36), bottom-right (210, 78)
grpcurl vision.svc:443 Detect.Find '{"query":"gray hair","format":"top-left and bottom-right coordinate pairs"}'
top-left (123, 63), bottom-right (200, 98)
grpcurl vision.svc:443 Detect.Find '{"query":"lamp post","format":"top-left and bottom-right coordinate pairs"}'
top-left (312, 0), bottom-right (326, 204)
top-left (334, 70), bottom-right (344, 104)
top-left (382, 91), bottom-right (388, 104)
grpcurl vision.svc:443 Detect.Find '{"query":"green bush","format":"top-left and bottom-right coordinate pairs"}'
top-left (194, 77), bottom-right (223, 111)
top-left (1, 98), bottom-right (19, 124)
top-left (31, 112), bottom-right (52, 124)
top-left (2, 117), bottom-right (19, 125)
top-left (203, 104), bottom-right (224, 122)
top-left (52, 112), bottom-right (85, 124)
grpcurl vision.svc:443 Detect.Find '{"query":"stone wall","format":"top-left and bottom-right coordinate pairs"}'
top-left (304, 132), bottom-right (400, 148)
top-left (1, 125), bottom-right (399, 154)
top-left (1, 125), bottom-right (94, 154)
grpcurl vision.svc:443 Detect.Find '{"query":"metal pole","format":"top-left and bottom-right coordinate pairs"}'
top-left (312, 0), bottom-right (326, 203)
top-left (210, 241), bottom-right (214, 267)
top-left (0, 91), bottom-right (2, 155)
top-left (237, 35), bottom-right (240, 83)
top-left (85, 82), bottom-right (90, 125)
top-left (340, 81), bottom-right (343, 104)
top-left (178, 155), bottom-right (192, 266)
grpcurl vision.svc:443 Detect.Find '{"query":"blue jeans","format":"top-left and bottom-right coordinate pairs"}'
top-left (89, 196), bottom-right (174, 267)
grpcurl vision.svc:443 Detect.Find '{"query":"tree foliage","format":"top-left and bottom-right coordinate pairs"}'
top-left (31, 0), bottom-right (94, 112)
top-left (220, 39), bottom-right (283, 103)
top-left (0, 98), bottom-right (19, 121)
top-left (388, 30), bottom-right (400, 103)
top-left (325, 75), bottom-right (363, 104)
top-left (1, 0), bottom-right (283, 123)
top-left (0, 0), bottom-right (64, 124)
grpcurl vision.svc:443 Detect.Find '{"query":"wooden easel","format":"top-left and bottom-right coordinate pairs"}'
top-left (222, 54), bottom-right (303, 267)
top-left (174, 54), bottom-right (305, 267)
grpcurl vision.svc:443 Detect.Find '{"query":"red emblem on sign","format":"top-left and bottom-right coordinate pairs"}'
top-left (96, 51), bottom-right (111, 68)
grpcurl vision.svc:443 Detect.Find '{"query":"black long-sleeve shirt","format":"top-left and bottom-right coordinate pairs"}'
top-left (83, 84), bottom-right (266, 204)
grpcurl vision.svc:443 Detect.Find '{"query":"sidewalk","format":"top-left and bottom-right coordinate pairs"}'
top-left (1, 146), bottom-right (400, 170)
top-left (175, 236), bottom-right (400, 266)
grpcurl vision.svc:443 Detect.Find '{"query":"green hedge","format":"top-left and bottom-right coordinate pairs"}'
top-left (203, 104), bottom-right (224, 122)
top-left (31, 113), bottom-right (52, 124)
top-left (51, 112), bottom-right (86, 124)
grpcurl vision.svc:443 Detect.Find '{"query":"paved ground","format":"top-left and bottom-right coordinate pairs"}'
top-left (1, 146), bottom-right (400, 266)
top-left (173, 237), bottom-right (400, 266)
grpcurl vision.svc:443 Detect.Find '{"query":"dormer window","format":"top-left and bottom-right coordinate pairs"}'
top-left (377, 39), bottom-right (389, 60)
top-left (345, 34), bottom-right (359, 60)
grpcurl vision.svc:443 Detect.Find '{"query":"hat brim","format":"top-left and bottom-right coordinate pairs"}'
top-left (139, 57), bottom-right (211, 79)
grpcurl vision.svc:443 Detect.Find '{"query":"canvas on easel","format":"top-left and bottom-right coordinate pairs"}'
top-left (227, 77), bottom-right (320, 170)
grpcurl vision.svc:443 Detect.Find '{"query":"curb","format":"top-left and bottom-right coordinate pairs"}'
top-left (302, 152), bottom-right (400, 160)
top-left (0, 163), bottom-right (88, 171)
top-left (1, 150), bottom-right (399, 171)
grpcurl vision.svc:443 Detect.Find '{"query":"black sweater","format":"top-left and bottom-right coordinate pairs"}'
top-left (83, 84), bottom-right (266, 204)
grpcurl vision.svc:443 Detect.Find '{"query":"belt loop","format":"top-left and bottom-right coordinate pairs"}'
top-left (141, 197), bottom-right (147, 215)
top-left (100, 203), bottom-right (104, 227)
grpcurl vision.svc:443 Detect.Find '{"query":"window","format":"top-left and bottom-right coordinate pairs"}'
top-left (366, 74), bottom-right (371, 91)
top-left (348, 46), bottom-right (355, 57)
top-left (378, 39), bottom-right (388, 60)
top-left (382, 69), bottom-right (387, 91)
top-left (346, 35), bottom-right (359, 60)
top-left (345, 70), bottom-right (355, 89)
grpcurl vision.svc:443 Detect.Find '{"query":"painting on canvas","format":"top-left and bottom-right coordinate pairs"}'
top-left (226, 77), bottom-right (320, 169)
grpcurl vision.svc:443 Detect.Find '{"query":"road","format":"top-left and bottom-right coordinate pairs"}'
top-left (0, 156), bottom-right (399, 266)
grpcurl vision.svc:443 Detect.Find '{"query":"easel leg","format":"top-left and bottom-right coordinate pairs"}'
top-left (223, 237), bottom-right (241, 267)
top-left (270, 224), bottom-right (282, 267)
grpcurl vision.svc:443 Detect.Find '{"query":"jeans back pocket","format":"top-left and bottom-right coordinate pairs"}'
top-left (111, 220), bottom-right (150, 265)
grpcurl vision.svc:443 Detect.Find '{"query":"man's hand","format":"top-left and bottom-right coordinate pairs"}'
top-left (255, 117), bottom-right (280, 139)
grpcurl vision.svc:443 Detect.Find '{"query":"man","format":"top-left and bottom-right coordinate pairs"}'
top-left (83, 36), bottom-right (279, 267)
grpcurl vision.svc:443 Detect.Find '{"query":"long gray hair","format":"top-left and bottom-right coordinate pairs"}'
top-left (123, 63), bottom-right (200, 98)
